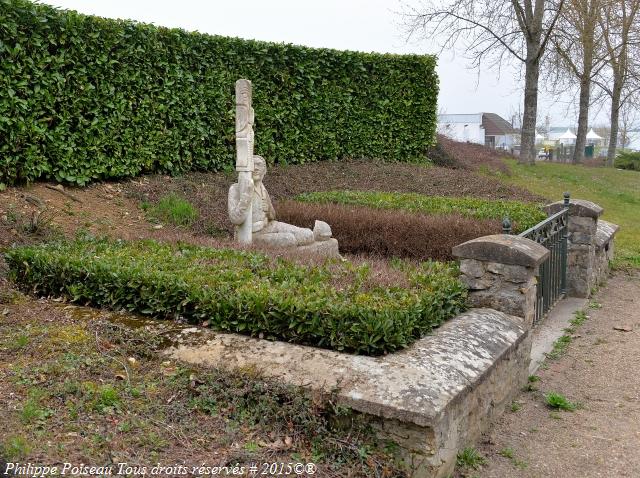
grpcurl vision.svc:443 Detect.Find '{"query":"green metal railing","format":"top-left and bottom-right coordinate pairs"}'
top-left (504, 193), bottom-right (570, 324)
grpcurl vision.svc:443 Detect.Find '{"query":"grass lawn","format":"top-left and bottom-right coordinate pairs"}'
top-left (503, 160), bottom-right (640, 268)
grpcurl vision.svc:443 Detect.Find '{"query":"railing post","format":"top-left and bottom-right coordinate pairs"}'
top-left (560, 192), bottom-right (570, 295)
top-left (502, 217), bottom-right (512, 235)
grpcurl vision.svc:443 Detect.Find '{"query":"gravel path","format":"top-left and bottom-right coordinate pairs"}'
top-left (473, 272), bottom-right (640, 478)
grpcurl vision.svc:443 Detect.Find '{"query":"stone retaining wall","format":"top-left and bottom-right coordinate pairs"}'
top-left (455, 198), bottom-right (620, 318)
top-left (168, 309), bottom-right (531, 478)
top-left (594, 220), bottom-right (619, 284)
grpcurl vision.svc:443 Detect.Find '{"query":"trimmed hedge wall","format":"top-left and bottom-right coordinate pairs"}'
top-left (4, 239), bottom-right (467, 355)
top-left (0, 0), bottom-right (438, 186)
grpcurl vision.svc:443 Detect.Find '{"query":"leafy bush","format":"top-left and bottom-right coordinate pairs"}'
top-left (0, 0), bottom-right (438, 186)
top-left (276, 200), bottom-right (500, 261)
top-left (545, 392), bottom-right (577, 411)
top-left (456, 447), bottom-right (487, 470)
top-left (614, 151), bottom-right (640, 171)
top-left (5, 239), bottom-right (467, 355)
top-left (142, 194), bottom-right (198, 226)
top-left (296, 190), bottom-right (546, 233)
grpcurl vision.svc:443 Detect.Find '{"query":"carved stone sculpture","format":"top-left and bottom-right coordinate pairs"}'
top-left (233, 79), bottom-right (255, 244)
top-left (227, 79), bottom-right (339, 257)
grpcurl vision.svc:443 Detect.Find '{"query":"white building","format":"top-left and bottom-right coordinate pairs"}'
top-left (624, 130), bottom-right (640, 151)
top-left (437, 113), bottom-right (518, 149)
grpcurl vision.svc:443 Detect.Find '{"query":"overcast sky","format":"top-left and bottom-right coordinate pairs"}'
top-left (43, 0), bottom-right (598, 127)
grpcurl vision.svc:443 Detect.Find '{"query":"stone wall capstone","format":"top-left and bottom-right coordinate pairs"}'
top-left (452, 235), bottom-right (549, 328)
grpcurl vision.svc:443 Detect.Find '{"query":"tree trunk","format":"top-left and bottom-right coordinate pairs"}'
top-left (520, 53), bottom-right (540, 165)
top-left (573, 73), bottom-right (591, 164)
top-left (607, 77), bottom-right (623, 165)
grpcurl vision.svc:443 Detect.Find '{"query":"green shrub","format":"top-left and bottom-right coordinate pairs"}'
top-left (143, 194), bottom-right (198, 226)
top-left (456, 447), bottom-right (486, 470)
top-left (614, 151), bottom-right (640, 171)
top-left (0, 0), bottom-right (438, 186)
top-left (296, 190), bottom-right (546, 233)
top-left (5, 238), bottom-right (467, 355)
top-left (545, 392), bottom-right (577, 411)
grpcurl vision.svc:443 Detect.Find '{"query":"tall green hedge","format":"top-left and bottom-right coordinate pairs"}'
top-left (0, 0), bottom-right (438, 186)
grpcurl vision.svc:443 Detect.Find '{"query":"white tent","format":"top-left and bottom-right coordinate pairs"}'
top-left (586, 128), bottom-right (603, 143)
top-left (558, 128), bottom-right (577, 144)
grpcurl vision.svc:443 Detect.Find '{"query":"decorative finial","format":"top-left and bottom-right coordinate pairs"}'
top-left (502, 217), bottom-right (512, 235)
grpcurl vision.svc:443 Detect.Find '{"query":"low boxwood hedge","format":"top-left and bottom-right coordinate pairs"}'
top-left (4, 239), bottom-right (467, 355)
top-left (296, 190), bottom-right (546, 233)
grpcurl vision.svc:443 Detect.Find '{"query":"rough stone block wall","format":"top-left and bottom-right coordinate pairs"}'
top-left (566, 216), bottom-right (598, 297)
top-left (594, 221), bottom-right (619, 285)
top-left (433, 331), bottom-right (532, 477)
top-left (369, 319), bottom-right (531, 478)
top-left (460, 259), bottom-right (537, 327)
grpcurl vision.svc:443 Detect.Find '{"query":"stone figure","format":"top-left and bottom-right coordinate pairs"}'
top-left (227, 79), bottom-right (339, 257)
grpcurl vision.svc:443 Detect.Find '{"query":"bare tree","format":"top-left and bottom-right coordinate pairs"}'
top-left (619, 100), bottom-right (639, 148)
top-left (403, 0), bottom-right (565, 164)
top-left (547, 0), bottom-right (607, 163)
top-left (595, 0), bottom-right (640, 164)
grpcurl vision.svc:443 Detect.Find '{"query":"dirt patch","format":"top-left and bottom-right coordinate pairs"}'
top-left (0, 182), bottom-right (186, 249)
top-left (460, 272), bottom-right (640, 478)
top-left (0, 283), bottom-right (404, 477)
top-left (123, 160), bottom-right (544, 238)
top-left (430, 134), bottom-right (515, 174)
top-left (1, 158), bottom-right (542, 249)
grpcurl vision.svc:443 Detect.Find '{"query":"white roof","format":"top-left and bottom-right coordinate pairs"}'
top-left (586, 128), bottom-right (603, 140)
top-left (535, 130), bottom-right (545, 140)
top-left (559, 128), bottom-right (577, 139)
top-left (438, 114), bottom-right (483, 124)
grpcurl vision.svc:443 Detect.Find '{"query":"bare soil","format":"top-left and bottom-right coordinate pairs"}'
top-left (464, 272), bottom-right (640, 478)
top-left (0, 282), bottom-right (403, 477)
top-left (0, 159), bottom-right (543, 250)
top-left (123, 160), bottom-right (544, 237)
top-left (0, 182), bottom-right (187, 249)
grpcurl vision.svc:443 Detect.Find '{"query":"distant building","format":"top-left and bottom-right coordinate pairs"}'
top-left (437, 113), bottom-right (518, 149)
top-left (623, 130), bottom-right (640, 151)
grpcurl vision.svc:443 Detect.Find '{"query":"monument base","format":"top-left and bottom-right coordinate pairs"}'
top-left (295, 238), bottom-right (340, 258)
top-left (254, 236), bottom-right (340, 259)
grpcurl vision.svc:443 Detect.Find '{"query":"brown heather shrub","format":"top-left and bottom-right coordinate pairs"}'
top-left (429, 134), bottom-right (513, 175)
top-left (276, 200), bottom-right (501, 261)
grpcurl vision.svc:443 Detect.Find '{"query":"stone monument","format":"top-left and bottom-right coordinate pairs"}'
top-left (227, 79), bottom-right (339, 257)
